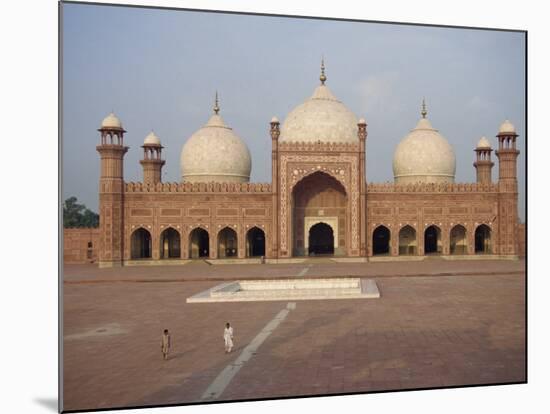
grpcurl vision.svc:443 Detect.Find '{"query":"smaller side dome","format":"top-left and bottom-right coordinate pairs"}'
top-left (180, 94), bottom-right (251, 183)
top-left (271, 116), bottom-right (279, 123)
top-left (392, 101), bottom-right (456, 184)
top-left (358, 118), bottom-right (366, 125)
top-left (101, 112), bottom-right (122, 129)
top-left (476, 136), bottom-right (491, 149)
top-left (499, 119), bottom-right (516, 134)
top-left (144, 131), bottom-right (161, 146)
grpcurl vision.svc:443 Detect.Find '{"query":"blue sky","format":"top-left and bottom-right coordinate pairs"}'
top-left (62, 3), bottom-right (526, 220)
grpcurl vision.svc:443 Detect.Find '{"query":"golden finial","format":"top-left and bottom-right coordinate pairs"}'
top-left (320, 56), bottom-right (326, 85)
top-left (421, 98), bottom-right (427, 119)
top-left (213, 91), bottom-right (220, 115)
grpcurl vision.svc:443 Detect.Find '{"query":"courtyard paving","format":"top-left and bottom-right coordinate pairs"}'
top-left (62, 259), bottom-right (526, 412)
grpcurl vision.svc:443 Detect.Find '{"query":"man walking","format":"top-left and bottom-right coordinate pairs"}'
top-left (224, 322), bottom-right (234, 353)
top-left (161, 329), bottom-right (171, 360)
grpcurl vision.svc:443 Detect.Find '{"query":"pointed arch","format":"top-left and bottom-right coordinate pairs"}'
top-left (131, 227), bottom-right (152, 259)
top-left (291, 170), bottom-right (348, 196)
top-left (475, 224), bottom-right (492, 254)
top-left (308, 222), bottom-right (334, 255)
top-left (291, 171), bottom-right (347, 257)
top-left (450, 225), bottom-right (467, 255)
top-left (160, 227), bottom-right (181, 259)
top-left (424, 225), bottom-right (442, 254)
top-left (398, 225), bottom-right (417, 255)
top-left (246, 226), bottom-right (266, 257)
top-left (218, 226), bottom-right (238, 258)
top-left (372, 225), bottom-right (391, 255)
top-left (189, 227), bottom-right (209, 259)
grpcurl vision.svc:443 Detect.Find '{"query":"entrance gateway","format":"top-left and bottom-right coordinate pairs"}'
top-left (304, 217), bottom-right (338, 256)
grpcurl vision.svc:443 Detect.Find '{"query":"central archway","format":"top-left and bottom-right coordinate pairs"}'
top-left (292, 171), bottom-right (347, 257)
top-left (308, 222), bottom-right (334, 255)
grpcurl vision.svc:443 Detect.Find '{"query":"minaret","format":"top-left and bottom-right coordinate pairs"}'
top-left (270, 115), bottom-right (280, 259)
top-left (473, 136), bottom-right (494, 184)
top-left (495, 119), bottom-right (520, 255)
top-left (96, 112), bottom-right (129, 267)
top-left (496, 120), bottom-right (520, 188)
top-left (140, 131), bottom-right (165, 184)
top-left (358, 117), bottom-right (368, 256)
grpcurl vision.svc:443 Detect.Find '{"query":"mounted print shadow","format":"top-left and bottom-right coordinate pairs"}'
top-left (61, 1), bottom-right (526, 412)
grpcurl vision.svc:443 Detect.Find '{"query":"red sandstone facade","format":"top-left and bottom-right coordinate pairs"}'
top-left (63, 228), bottom-right (100, 264)
top-left (64, 115), bottom-right (524, 266)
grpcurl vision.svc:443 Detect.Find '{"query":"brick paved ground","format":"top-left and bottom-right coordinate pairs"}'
top-left (62, 259), bottom-right (525, 412)
top-left (64, 258), bottom-right (524, 282)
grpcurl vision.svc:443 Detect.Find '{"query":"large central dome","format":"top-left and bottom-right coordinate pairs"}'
top-left (279, 62), bottom-right (358, 144)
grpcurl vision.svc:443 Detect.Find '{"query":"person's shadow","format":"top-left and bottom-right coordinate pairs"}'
top-left (34, 397), bottom-right (57, 412)
top-left (167, 347), bottom-right (197, 360)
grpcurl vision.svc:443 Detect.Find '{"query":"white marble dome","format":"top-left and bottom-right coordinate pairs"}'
top-left (499, 119), bottom-right (516, 134)
top-left (393, 115), bottom-right (456, 184)
top-left (144, 131), bottom-right (161, 146)
top-left (101, 112), bottom-right (122, 129)
top-left (476, 136), bottom-right (491, 149)
top-left (180, 110), bottom-right (251, 183)
top-left (279, 84), bottom-right (358, 143)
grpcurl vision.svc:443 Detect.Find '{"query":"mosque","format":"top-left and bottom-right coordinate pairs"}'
top-left (63, 62), bottom-right (523, 267)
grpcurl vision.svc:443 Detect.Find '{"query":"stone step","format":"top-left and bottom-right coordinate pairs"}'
top-left (212, 288), bottom-right (361, 298)
top-left (187, 278), bottom-right (380, 303)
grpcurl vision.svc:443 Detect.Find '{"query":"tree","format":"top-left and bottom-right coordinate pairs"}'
top-left (63, 197), bottom-right (99, 228)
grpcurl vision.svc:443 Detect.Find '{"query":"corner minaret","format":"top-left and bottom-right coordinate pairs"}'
top-left (495, 119), bottom-right (520, 256)
top-left (96, 112), bottom-right (129, 267)
top-left (270, 115), bottom-right (280, 258)
top-left (140, 131), bottom-right (165, 184)
top-left (473, 136), bottom-right (494, 184)
top-left (358, 117), bottom-right (368, 256)
top-left (496, 120), bottom-right (520, 187)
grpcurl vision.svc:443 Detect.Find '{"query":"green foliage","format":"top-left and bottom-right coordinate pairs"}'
top-left (63, 196), bottom-right (99, 228)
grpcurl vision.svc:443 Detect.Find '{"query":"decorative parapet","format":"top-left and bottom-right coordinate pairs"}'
top-left (125, 181), bottom-right (272, 193)
top-left (278, 141), bottom-right (360, 153)
top-left (366, 182), bottom-right (499, 193)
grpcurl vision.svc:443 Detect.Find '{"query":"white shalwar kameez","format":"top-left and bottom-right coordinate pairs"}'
top-left (224, 326), bottom-right (234, 353)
